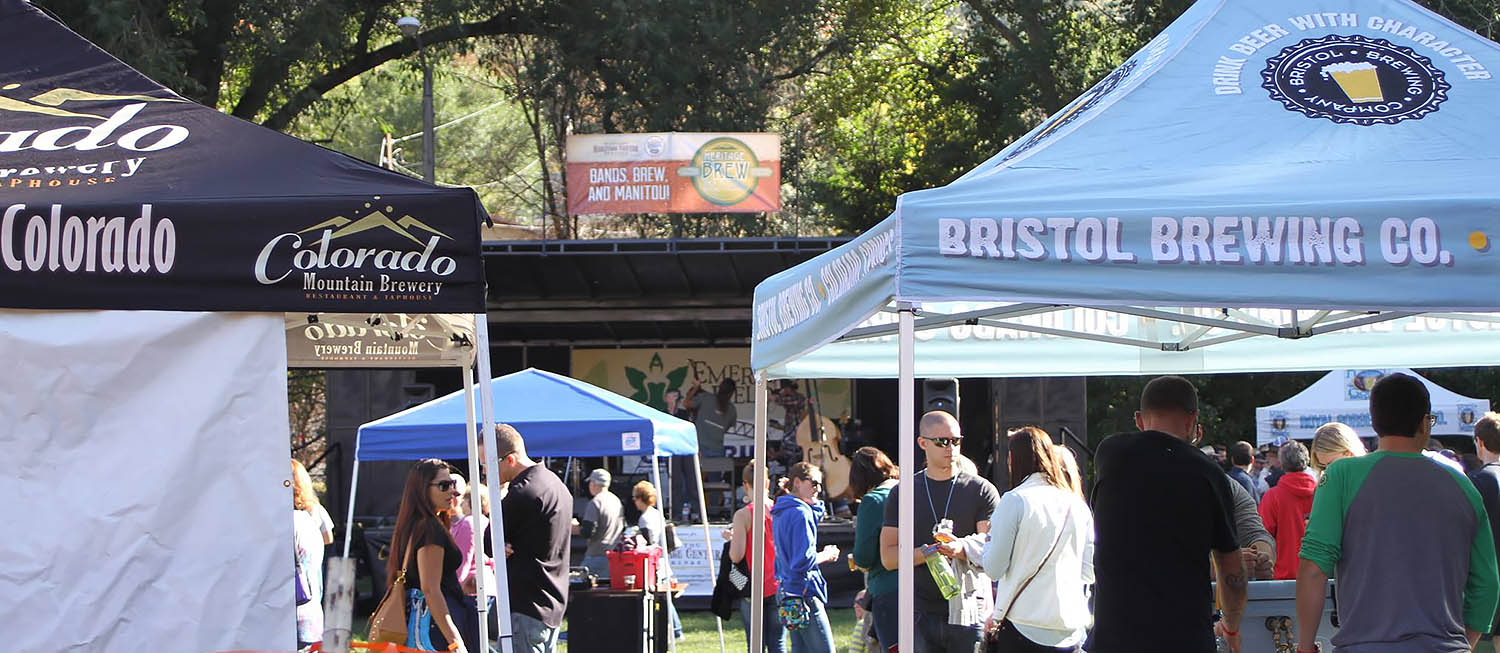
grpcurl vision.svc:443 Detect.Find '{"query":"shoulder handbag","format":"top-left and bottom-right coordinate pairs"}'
top-left (984, 503), bottom-right (1073, 653)
top-left (368, 536), bottom-right (415, 644)
top-left (665, 521), bottom-right (682, 553)
top-left (294, 526), bottom-right (312, 606)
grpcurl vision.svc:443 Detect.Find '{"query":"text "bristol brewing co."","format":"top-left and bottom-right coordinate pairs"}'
top-left (253, 229), bottom-right (458, 291)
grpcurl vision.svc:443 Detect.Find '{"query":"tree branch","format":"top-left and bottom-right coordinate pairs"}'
top-left (184, 0), bottom-right (245, 108)
top-left (758, 36), bottom-right (847, 87)
top-left (258, 10), bottom-right (541, 131)
top-left (962, 0), bottom-right (1026, 51)
top-left (232, 2), bottom-right (343, 122)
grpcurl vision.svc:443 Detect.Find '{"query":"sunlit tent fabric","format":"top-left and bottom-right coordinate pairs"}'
top-left (357, 368), bottom-right (699, 460)
top-left (752, 0), bottom-right (1500, 377)
top-left (747, 0), bottom-right (1500, 650)
top-left (1256, 368), bottom-right (1491, 444)
top-left (284, 313), bottom-right (477, 368)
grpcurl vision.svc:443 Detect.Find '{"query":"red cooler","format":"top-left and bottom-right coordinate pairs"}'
top-left (606, 549), bottom-right (660, 590)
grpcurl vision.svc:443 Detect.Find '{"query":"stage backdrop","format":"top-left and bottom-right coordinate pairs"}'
top-left (572, 347), bottom-right (851, 461)
top-left (0, 310), bottom-right (292, 651)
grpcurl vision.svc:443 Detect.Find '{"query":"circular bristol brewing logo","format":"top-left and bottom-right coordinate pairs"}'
top-left (1262, 34), bottom-right (1449, 126)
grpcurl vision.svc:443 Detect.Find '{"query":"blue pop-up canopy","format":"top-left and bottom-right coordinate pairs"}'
top-left (356, 368), bottom-right (698, 460)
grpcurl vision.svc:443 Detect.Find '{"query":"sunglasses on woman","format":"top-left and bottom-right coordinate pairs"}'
top-left (799, 477), bottom-right (823, 490)
top-left (429, 480), bottom-right (458, 492)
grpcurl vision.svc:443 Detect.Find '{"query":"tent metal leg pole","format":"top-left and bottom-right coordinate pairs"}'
top-left (691, 452), bottom-right (726, 653)
top-left (461, 362), bottom-right (490, 653)
top-left (898, 303), bottom-right (916, 653)
top-left (342, 460), bottom-right (360, 558)
top-left (475, 315), bottom-right (514, 653)
top-left (750, 373), bottom-right (768, 653)
top-left (649, 455), bottom-right (676, 651)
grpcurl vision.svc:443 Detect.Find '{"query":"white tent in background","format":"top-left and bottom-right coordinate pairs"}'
top-left (1257, 369), bottom-right (1491, 445)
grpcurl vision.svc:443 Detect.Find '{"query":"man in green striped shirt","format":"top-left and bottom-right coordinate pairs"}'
top-left (1295, 373), bottom-right (1500, 652)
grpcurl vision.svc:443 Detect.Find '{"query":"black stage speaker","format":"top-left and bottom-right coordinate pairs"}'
top-left (990, 377), bottom-right (1088, 491)
top-left (922, 377), bottom-right (960, 419)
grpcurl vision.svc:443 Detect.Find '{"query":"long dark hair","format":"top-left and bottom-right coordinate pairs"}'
top-left (1008, 426), bottom-right (1068, 491)
top-left (716, 377), bottom-right (736, 414)
top-left (848, 446), bottom-right (898, 498)
top-left (387, 458), bottom-right (455, 587)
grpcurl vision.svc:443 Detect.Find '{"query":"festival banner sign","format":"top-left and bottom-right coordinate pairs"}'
top-left (565, 133), bottom-right (781, 215)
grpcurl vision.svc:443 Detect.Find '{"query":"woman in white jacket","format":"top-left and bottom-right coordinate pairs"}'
top-left (981, 426), bottom-right (1095, 652)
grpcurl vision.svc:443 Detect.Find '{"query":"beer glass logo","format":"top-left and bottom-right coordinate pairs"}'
top-left (676, 137), bottom-right (773, 206)
top-left (1345, 369), bottom-right (1386, 399)
top-left (1263, 35), bottom-right (1449, 126)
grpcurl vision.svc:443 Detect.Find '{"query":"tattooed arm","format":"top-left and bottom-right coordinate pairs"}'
top-left (1213, 549), bottom-right (1249, 653)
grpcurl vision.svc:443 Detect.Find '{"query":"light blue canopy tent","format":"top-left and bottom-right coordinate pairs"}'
top-left (348, 367), bottom-right (727, 651)
top-left (744, 0), bottom-right (1500, 650)
top-left (355, 368), bottom-right (698, 460)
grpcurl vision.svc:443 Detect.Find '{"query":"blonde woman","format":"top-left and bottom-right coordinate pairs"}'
top-left (633, 480), bottom-right (682, 640)
top-left (1310, 422), bottom-right (1367, 473)
top-left (292, 459), bottom-right (328, 648)
top-left (1054, 444), bottom-right (1085, 498)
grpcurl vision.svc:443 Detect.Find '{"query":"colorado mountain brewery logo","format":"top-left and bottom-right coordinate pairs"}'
top-left (1262, 34), bottom-right (1450, 125)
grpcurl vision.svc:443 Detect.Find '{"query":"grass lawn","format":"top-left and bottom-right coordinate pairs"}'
top-left (560, 608), bottom-right (859, 653)
top-left (354, 607), bottom-right (860, 652)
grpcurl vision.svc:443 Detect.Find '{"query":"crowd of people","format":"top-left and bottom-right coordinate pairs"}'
top-left (289, 371), bottom-right (1500, 653)
top-left (721, 373), bottom-right (1500, 653)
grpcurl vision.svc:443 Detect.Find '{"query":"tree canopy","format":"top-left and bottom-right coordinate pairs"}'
top-left (38, 0), bottom-right (1500, 235)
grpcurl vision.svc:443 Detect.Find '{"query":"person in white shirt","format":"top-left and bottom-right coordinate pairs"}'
top-left (981, 426), bottom-right (1095, 652)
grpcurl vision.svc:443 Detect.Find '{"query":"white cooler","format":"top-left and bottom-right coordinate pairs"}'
top-left (1212, 579), bottom-right (1338, 652)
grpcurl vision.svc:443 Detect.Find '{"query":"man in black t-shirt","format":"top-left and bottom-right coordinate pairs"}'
top-left (1470, 412), bottom-right (1500, 647)
top-left (1090, 376), bottom-right (1248, 653)
top-left (494, 423), bottom-right (572, 653)
top-left (881, 411), bottom-right (1001, 653)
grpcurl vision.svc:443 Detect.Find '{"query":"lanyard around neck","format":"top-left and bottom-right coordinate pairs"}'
top-left (923, 469), bottom-right (957, 523)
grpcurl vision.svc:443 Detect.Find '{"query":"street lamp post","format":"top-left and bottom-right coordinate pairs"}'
top-left (397, 16), bottom-right (436, 184)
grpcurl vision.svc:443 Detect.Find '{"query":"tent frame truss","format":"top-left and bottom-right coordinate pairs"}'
top-left (833, 303), bottom-right (1473, 353)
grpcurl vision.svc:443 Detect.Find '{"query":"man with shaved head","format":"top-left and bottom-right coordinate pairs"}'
top-left (880, 410), bottom-right (1000, 652)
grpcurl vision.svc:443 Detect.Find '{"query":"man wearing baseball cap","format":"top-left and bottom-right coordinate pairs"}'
top-left (574, 468), bottom-right (625, 578)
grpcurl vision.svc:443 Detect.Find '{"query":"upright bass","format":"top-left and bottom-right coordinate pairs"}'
top-left (794, 381), bottom-right (851, 500)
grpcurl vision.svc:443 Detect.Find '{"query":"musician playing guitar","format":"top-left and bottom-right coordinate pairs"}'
top-left (674, 377), bottom-right (737, 521)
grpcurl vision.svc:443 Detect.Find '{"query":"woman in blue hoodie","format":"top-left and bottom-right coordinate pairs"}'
top-left (772, 462), bottom-right (841, 653)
